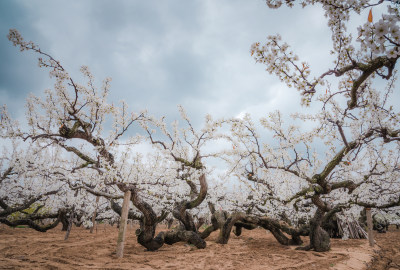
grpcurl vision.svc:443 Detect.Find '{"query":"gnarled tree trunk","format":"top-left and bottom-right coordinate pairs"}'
top-left (60, 211), bottom-right (70, 231)
top-left (297, 208), bottom-right (330, 252)
top-left (130, 186), bottom-right (206, 251)
top-left (242, 216), bottom-right (305, 246)
top-left (172, 174), bottom-right (207, 232)
top-left (202, 203), bottom-right (306, 246)
top-left (164, 229), bottom-right (206, 248)
top-left (215, 211), bottom-right (246, 244)
top-left (0, 210), bottom-right (63, 232)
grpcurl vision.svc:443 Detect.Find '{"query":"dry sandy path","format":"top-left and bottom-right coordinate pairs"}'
top-left (368, 227), bottom-right (400, 270)
top-left (0, 224), bottom-right (397, 269)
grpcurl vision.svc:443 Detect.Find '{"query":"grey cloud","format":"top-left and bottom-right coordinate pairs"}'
top-left (0, 1), bottom-right (53, 116)
top-left (0, 0), bottom-right (335, 128)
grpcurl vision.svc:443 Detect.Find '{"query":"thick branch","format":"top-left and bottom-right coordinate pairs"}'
top-left (110, 199), bottom-right (142, 220)
top-left (0, 190), bottom-right (58, 217)
top-left (0, 211), bottom-right (62, 232)
top-left (173, 174), bottom-right (208, 232)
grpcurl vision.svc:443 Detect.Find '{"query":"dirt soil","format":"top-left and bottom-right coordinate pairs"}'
top-left (0, 223), bottom-right (398, 270)
top-left (369, 226), bottom-right (400, 270)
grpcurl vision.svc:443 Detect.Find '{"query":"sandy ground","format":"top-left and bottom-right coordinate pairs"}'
top-left (0, 223), bottom-right (398, 270)
top-left (368, 226), bottom-right (400, 270)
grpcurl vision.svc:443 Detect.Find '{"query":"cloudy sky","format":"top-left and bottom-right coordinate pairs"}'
top-left (0, 0), bottom-right (341, 128)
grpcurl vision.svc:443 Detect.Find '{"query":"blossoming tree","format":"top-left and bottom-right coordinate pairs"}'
top-left (3, 29), bottom-right (223, 252)
top-left (232, 0), bottom-right (400, 251)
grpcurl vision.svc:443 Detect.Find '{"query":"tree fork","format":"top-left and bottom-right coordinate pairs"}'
top-left (64, 209), bottom-right (74, 240)
top-left (296, 208), bottom-right (330, 252)
top-left (173, 173), bottom-right (207, 231)
top-left (216, 212), bottom-right (246, 244)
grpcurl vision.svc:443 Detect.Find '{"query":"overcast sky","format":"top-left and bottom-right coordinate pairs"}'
top-left (0, 0), bottom-right (340, 128)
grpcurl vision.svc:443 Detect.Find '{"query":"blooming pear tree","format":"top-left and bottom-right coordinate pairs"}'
top-left (229, 0), bottom-right (400, 251)
top-left (4, 30), bottom-right (176, 247)
top-left (3, 0), bottom-right (400, 256)
top-left (138, 108), bottom-right (228, 248)
top-left (4, 29), bottom-right (226, 252)
top-left (4, 30), bottom-right (149, 242)
top-left (5, 29), bottom-right (146, 181)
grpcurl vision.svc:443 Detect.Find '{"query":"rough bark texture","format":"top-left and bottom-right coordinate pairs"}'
top-left (166, 218), bottom-right (174, 229)
top-left (60, 211), bottom-right (70, 231)
top-left (111, 171), bottom-right (208, 251)
top-left (321, 212), bottom-right (341, 238)
top-left (202, 207), bottom-right (306, 246)
top-left (215, 212), bottom-right (246, 244)
top-left (90, 196), bottom-right (100, 234)
top-left (129, 186), bottom-right (206, 251)
top-left (233, 221), bottom-right (257, 236)
top-left (130, 188), bottom-right (164, 251)
top-left (297, 208), bottom-right (330, 252)
top-left (164, 229), bottom-right (206, 248)
top-left (199, 224), bottom-right (217, 239)
top-left (64, 211), bottom-right (74, 240)
top-left (244, 216), bottom-right (305, 246)
top-left (309, 209), bottom-right (331, 251)
top-left (172, 174), bottom-right (207, 232)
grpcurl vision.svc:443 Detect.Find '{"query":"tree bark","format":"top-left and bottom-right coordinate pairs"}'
top-left (90, 196), bottom-right (100, 234)
top-left (164, 229), bottom-right (206, 248)
top-left (64, 210), bottom-right (74, 240)
top-left (200, 208), bottom-right (306, 246)
top-left (246, 216), bottom-right (305, 246)
top-left (167, 218), bottom-right (174, 229)
top-left (216, 212), bottom-right (246, 244)
top-left (129, 185), bottom-right (207, 251)
top-left (0, 211), bottom-right (62, 232)
top-left (233, 221), bottom-right (258, 236)
top-left (297, 208), bottom-right (330, 252)
top-left (60, 211), bottom-right (69, 231)
top-left (199, 224), bottom-right (217, 239)
top-left (172, 174), bottom-right (207, 232)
